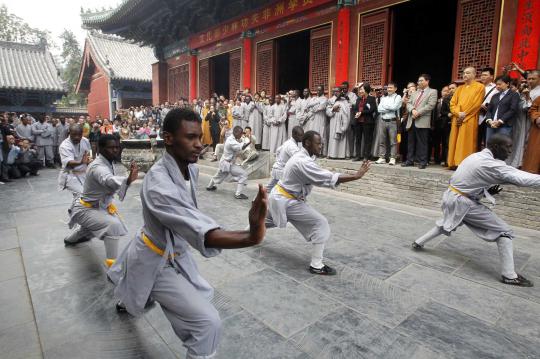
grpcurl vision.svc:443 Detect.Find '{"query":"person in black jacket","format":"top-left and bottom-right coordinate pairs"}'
top-left (205, 105), bottom-right (222, 150)
top-left (353, 83), bottom-right (377, 161)
top-left (485, 75), bottom-right (520, 142)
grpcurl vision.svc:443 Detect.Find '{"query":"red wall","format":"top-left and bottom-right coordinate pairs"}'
top-left (87, 71), bottom-right (110, 120)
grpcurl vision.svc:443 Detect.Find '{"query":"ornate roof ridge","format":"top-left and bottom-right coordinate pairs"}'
top-left (80, 0), bottom-right (146, 24)
top-left (88, 31), bottom-right (138, 45)
top-left (0, 40), bottom-right (47, 52)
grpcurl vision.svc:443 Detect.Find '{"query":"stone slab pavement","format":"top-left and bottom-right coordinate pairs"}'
top-left (1, 167), bottom-right (540, 359)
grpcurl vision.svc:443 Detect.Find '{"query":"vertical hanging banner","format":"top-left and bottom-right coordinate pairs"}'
top-left (335, 6), bottom-right (351, 86)
top-left (511, 0), bottom-right (540, 73)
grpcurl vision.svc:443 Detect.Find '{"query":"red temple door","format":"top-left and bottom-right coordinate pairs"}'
top-left (357, 9), bottom-right (391, 87)
top-left (309, 25), bottom-right (331, 92)
top-left (256, 40), bottom-right (275, 95)
top-left (452, 0), bottom-right (501, 80)
top-left (178, 64), bottom-right (189, 100)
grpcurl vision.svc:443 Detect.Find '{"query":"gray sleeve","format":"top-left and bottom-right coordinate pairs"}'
top-left (489, 163), bottom-right (540, 187)
top-left (300, 160), bottom-right (340, 189)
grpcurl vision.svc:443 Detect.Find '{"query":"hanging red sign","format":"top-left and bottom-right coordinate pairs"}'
top-left (511, 0), bottom-right (540, 73)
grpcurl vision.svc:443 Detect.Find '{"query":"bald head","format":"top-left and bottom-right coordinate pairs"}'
top-left (69, 123), bottom-right (83, 144)
top-left (463, 67), bottom-right (477, 83)
top-left (291, 126), bottom-right (304, 143)
top-left (487, 133), bottom-right (512, 161)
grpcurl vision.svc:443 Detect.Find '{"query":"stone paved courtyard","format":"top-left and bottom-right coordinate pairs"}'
top-left (1, 168), bottom-right (540, 359)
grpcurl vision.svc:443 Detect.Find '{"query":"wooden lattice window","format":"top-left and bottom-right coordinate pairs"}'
top-left (199, 58), bottom-right (210, 99)
top-left (178, 64), bottom-right (189, 100)
top-left (453, 0), bottom-right (500, 79)
top-left (256, 40), bottom-right (274, 95)
top-left (229, 49), bottom-right (241, 99)
top-left (310, 26), bottom-right (331, 92)
top-left (358, 10), bottom-right (390, 87)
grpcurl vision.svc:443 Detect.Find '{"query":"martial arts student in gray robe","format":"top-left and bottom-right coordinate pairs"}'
top-left (64, 134), bottom-right (138, 268)
top-left (108, 108), bottom-right (268, 359)
top-left (262, 98), bottom-right (273, 151)
top-left (206, 126), bottom-right (252, 199)
top-left (269, 95), bottom-right (288, 154)
top-left (295, 88), bottom-right (311, 128)
top-left (56, 118), bottom-right (70, 145)
top-left (246, 96), bottom-right (263, 145)
top-left (413, 134), bottom-right (540, 286)
top-left (15, 116), bottom-right (33, 141)
top-left (232, 101), bottom-right (244, 128)
top-left (508, 91), bottom-right (531, 168)
top-left (266, 126), bottom-right (304, 192)
top-left (326, 87), bottom-right (351, 159)
top-left (306, 86), bottom-right (329, 154)
top-left (266, 130), bottom-right (371, 275)
top-left (57, 124), bottom-right (92, 201)
top-left (31, 115), bottom-right (55, 167)
top-left (287, 91), bottom-right (301, 139)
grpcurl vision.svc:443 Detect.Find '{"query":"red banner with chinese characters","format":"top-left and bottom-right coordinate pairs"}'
top-left (189, 0), bottom-right (333, 49)
top-left (511, 0), bottom-right (540, 72)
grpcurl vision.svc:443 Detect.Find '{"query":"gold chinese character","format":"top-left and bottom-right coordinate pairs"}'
top-left (199, 34), bottom-right (205, 43)
top-left (222, 24), bottom-right (229, 34)
top-left (214, 28), bottom-right (221, 39)
top-left (241, 18), bottom-right (249, 29)
top-left (288, 0), bottom-right (298, 11)
top-left (206, 31), bottom-right (212, 41)
top-left (231, 21), bottom-right (238, 31)
top-left (302, 0), bottom-right (313, 6)
top-left (262, 8), bottom-right (271, 20)
top-left (251, 13), bottom-right (260, 24)
top-left (275, 2), bottom-right (285, 16)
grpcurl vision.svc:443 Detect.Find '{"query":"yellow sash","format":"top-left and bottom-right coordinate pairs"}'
top-left (448, 185), bottom-right (468, 198)
top-left (275, 184), bottom-right (296, 199)
top-left (79, 199), bottom-right (118, 215)
top-left (142, 232), bottom-right (176, 259)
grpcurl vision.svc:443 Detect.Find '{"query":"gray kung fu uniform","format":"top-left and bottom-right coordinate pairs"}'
top-left (66, 155), bottom-right (129, 257)
top-left (208, 135), bottom-right (248, 195)
top-left (31, 121), bottom-right (54, 163)
top-left (266, 137), bottom-right (301, 192)
top-left (246, 101), bottom-right (263, 145)
top-left (266, 147), bottom-right (339, 247)
top-left (326, 97), bottom-right (351, 159)
top-left (436, 149), bottom-right (540, 240)
top-left (262, 103), bottom-right (273, 150)
top-left (269, 102), bottom-right (287, 154)
top-left (109, 153), bottom-right (222, 359)
top-left (57, 137), bottom-right (92, 197)
top-left (15, 124), bottom-right (33, 141)
top-left (286, 99), bottom-right (300, 139)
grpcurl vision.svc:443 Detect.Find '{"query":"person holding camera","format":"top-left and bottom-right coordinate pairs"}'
top-left (352, 83), bottom-right (377, 161)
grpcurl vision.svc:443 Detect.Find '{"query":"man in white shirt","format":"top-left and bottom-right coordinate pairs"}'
top-left (478, 67), bottom-right (498, 149)
top-left (374, 82), bottom-right (402, 165)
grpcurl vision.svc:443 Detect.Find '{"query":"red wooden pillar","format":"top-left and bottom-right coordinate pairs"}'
top-left (242, 31), bottom-right (254, 92)
top-left (511, 0), bottom-right (540, 75)
top-left (335, 2), bottom-right (352, 85)
top-left (189, 50), bottom-right (198, 101)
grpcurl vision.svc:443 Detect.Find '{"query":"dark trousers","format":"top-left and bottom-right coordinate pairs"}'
top-left (477, 120), bottom-right (487, 150)
top-left (406, 123), bottom-right (429, 165)
top-left (354, 122), bottom-right (375, 160)
top-left (18, 162), bottom-right (40, 176)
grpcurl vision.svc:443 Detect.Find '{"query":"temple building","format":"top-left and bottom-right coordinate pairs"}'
top-left (76, 31), bottom-right (157, 120)
top-left (0, 40), bottom-right (66, 114)
top-left (80, 0), bottom-right (540, 103)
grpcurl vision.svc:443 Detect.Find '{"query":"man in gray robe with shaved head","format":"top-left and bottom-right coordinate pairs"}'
top-left (413, 134), bottom-right (540, 286)
top-left (108, 108), bottom-right (268, 359)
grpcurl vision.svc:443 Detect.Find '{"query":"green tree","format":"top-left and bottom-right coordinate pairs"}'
top-left (0, 4), bottom-right (51, 44)
top-left (58, 29), bottom-right (86, 106)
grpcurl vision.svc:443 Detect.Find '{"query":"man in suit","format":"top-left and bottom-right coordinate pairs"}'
top-left (402, 74), bottom-right (438, 169)
top-left (485, 75), bottom-right (520, 142)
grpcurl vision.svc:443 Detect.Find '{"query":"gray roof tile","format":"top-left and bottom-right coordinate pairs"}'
top-left (0, 41), bottom-right (65, 92)
top-left (87, 32), bottom-right (156, 83)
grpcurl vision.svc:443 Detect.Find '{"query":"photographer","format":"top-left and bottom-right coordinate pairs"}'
top-left (352, 83), bottom-right (377, 161)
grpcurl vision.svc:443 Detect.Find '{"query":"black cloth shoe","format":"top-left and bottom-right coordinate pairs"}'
top-left (64, 236), bottom-right (91, 247)
top-left (418, 164), bottom-right (427, 169)
top-left (235, 193), bottom-right (249, 199)
top-left (309, 264), bottom-right (336, 275)
top-left (116, 297), bottom-right (155, 313)
top-left (206, 185), bottom-right (217, 191)
top-left (411, 242), bottom-right (424, 250)
top-left (352, 157), bottom-right (362, 162)
top-left (401, 162), bottom-right (413, 167)
top-left (501, 274), bottom-right (533, 287)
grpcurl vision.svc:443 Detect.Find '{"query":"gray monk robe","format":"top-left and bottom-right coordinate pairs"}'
top-left (262, 103), bottom-right (272, 150)
top-left (326, 97), bottom-right (351, 159)
top-left (266, 147), bottom-right (340, 269)
top-left (57, 137), bottom-right (92, 197)
top-left (266, 137), bottom-right (301, 192)
top-left (232, 105), bottom-right (244, 128)
top-left (246, 101), bottom-right (263, 145)
top-left (109, 152), bottom-right (222, 359)
top-left (269, 103), bottom-right (287, 154)
top-left (65, 155), bottom-right (129, 261)
top-left (287, 99), bottom-right (300, 139)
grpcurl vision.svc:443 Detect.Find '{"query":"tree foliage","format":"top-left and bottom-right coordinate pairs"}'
top-left (58, 29), bottom-right (85, 106)
top-left (0, 5), bottom-right (51, 44)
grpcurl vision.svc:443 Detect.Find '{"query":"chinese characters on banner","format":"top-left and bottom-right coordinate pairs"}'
top-left (188, 0), bottom-right (331, 49)
top-left (511, 0), bottom-right (540, 73)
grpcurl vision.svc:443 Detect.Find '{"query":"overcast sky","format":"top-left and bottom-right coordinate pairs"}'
top-left (1, 0), bottom-right (122, 51)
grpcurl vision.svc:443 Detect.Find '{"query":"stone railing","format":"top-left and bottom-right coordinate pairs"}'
top-left (120, 139), bottom-right (164, 173)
